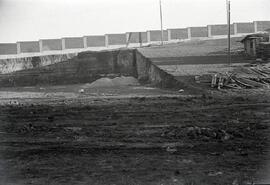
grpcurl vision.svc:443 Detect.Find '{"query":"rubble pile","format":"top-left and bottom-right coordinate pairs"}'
top-left (82, 76), bottom-right (140, 88)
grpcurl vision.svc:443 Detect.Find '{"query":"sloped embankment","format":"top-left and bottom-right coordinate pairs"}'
top-left (0, 49), bottom-right (185, 89)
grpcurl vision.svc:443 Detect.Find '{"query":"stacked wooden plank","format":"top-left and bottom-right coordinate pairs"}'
top-left (210, 64), bottom-right (270, 89)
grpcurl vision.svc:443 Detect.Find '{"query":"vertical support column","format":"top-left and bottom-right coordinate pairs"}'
top-left (187, 28), bottom-right (191, 39)
top-left (167, 29), bottom-right (172, 41)
top-left (254, 21), bottom-right (258, 33)
top-left (207, 25), bottom-right (212, 37)
top-left (105, 34), bottom-right (109, 47)
top-left (147, 31), bottom-right (151, 43)
top-left (83, 36), bottom-right (87, 48)
top-left (61, 38), bottom-right (66, 50)
top-left (16, 42), bottom-right (21, 54)
top-left (234, 23), bottom-right (238, 35)
top-left (39, 40), bottom-right (43, 52)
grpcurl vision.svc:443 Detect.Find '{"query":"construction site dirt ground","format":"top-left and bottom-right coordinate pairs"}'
top-left (0, 37), bottom-right (270, 185)
top-left (0, 84), bottom-right (270, 185)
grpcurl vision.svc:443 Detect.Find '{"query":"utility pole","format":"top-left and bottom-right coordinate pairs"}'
top-left (227, 0), bottom-right (231, 66)
top-left (159, 0), bottom-right (164, 45)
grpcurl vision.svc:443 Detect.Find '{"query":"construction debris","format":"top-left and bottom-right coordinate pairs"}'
top-left (209, 64), bottom-right (270, 89)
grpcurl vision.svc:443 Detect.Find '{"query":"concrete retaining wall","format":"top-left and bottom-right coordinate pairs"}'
top-left (19, 41), bottom-right (40, 53)
top-left (148, 30), bottom-right (168, 42)
top-left (86, 36), bottom-right (106, 47)
top-left (41, 39), bottom-right (62, 51)
top-left (169, 28), bottom-right (188, 40)
top-left (107, 34), bottom-right (126, 45)
top-left (235, 22), bottom-right (254, 34)
top-left (0, 44), bottom-right (17, 55)
top-left (189, 27), bottom-right (208, 38)
top-left (64, 37), bottom-right (84, 49)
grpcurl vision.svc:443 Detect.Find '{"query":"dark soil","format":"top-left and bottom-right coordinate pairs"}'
top-left (0, 94), bottom-right (269, 185)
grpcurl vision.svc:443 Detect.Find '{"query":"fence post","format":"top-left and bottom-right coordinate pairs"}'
top-left (39, 40), bottom-right (43, 52)
top-left (233, 23), bottom-right (238, 35)
top-left (126, 33), bottom-right (129, 42)
top-left (254, 21), bottom-right (258, 33)
top-left (105, 35), bottom-right (109, 47)
top-left (61, 38), bottom-right (66, 50)
top-left (207, 25), bottom-right (212, 37)
top-left (167, 29), bottom-right (172, 41)
top-left (147, 31), bottom-right (151, 43)
top-left (83, 36), bottom-right (87, 48)
top-left (16, 42), bottom-right (21, 54)
top-left (187, 28), bottom-right (191, 39)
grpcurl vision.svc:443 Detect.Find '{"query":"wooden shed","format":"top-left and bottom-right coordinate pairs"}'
top-left (241, 33), bottom-right (269, 58)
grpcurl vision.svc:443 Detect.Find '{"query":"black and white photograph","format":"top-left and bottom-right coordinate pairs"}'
top-left (0, 0), bottom-right (269, 184)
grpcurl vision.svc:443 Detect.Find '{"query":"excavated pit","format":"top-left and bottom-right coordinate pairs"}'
top-left (0, 49), bottom-right (185, 90)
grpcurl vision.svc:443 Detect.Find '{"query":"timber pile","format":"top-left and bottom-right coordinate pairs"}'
top-left (195, 63), bottom-right (270, 89)
top-left (211, 64), bottom-right (270, 89)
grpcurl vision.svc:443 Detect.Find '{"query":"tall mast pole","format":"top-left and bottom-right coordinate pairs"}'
top-left (159, 0), bottom-right (164, 45)
top-left (227, 0), bottom-right (231, 65)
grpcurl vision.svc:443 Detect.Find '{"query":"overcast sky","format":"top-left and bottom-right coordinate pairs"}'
top-left (0, 0), bottom-right (269, 43)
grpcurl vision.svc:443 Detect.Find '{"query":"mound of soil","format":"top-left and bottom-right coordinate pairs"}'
top-left (82, 76), bottom-right (140, 88)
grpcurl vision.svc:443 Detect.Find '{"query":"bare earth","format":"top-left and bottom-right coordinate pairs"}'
top-left (0, 85), bottom-right (269, 185)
